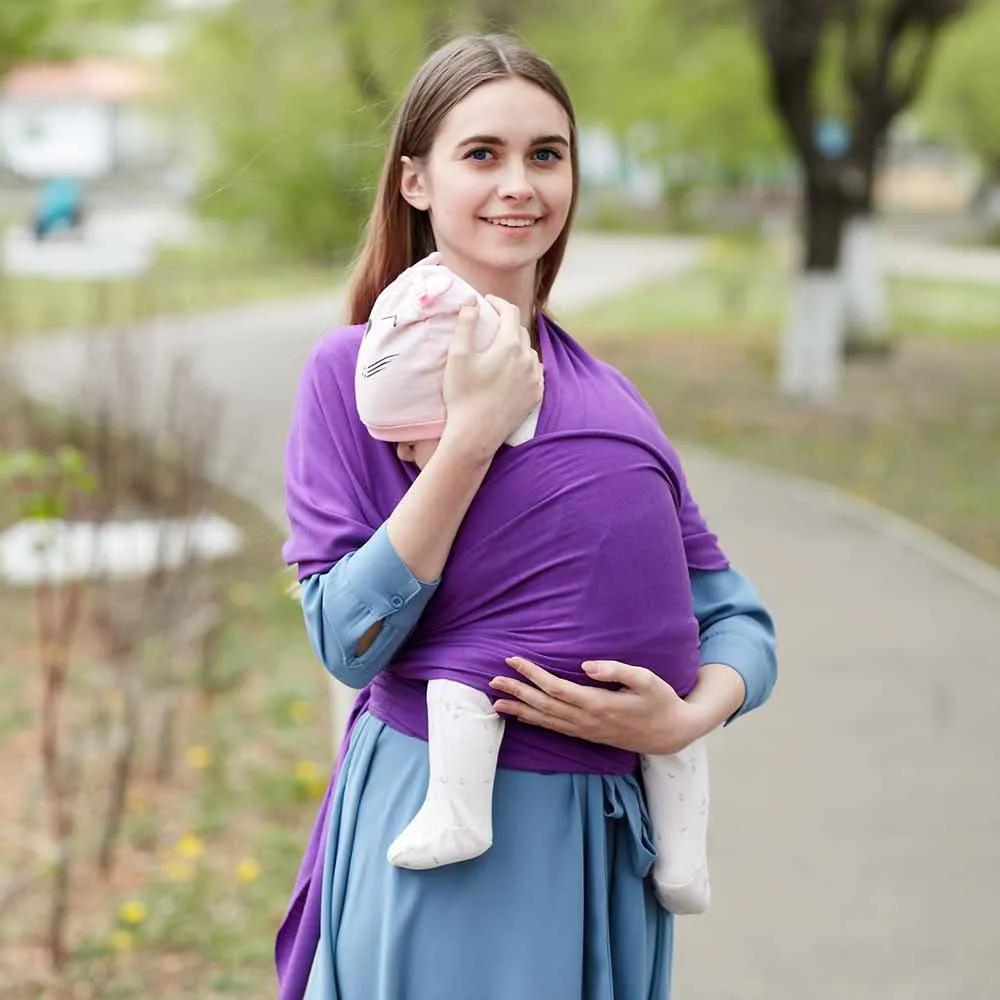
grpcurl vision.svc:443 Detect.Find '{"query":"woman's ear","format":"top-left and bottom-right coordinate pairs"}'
top-left (400, 156), bottom-right (431, 212)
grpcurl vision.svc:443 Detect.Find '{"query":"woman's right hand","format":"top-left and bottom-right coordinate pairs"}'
top-left (441, 297), bottom-right (542, 458)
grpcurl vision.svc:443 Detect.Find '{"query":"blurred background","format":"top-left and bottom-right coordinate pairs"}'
top-left (0, 1), bottom-right (998, 997)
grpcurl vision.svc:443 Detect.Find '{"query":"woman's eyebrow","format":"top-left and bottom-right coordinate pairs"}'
top-left (455, 133), bottom-right (570, 148)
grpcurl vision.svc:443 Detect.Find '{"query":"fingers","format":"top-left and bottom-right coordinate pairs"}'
top-left (489, 676), bottom-right (581, 724)
top-left (581, 660), bottom-right (656, 693)
top-left (504, 657), bottom-right (593, 708)
top-left (491, 700), bottom-right (580, 736)
top-left (449, 303), bottom-right (479, 354)
top-left (483, 295), bottom-right (529, 347)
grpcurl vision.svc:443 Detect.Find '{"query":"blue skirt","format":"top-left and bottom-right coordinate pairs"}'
top-left (305, 712), bottom-right (674, 999)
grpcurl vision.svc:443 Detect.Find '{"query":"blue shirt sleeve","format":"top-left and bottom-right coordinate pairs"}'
top-left (690, 566), bottom-right (777, 724)
top-left (300, 523), bottom-right (440, 689)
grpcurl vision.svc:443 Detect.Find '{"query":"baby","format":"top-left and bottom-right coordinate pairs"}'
top-left (355, 253), bottom-right (711, 915)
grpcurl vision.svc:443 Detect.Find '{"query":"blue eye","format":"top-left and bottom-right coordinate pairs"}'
top-left (534, 148), bottom-right (563, 163)
top-left (466, 148), bottom-right (493, 162)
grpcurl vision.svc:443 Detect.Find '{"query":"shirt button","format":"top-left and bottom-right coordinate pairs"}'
top-left (390, 595), bottom-right (404, 609)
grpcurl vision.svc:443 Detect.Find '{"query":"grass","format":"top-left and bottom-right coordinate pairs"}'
top-left (566, 244), bottom-right (1000, 568)
top-left (574, 242), bottom-right (1000, 347)
top-left (0, 239), bottom-right (340, 345)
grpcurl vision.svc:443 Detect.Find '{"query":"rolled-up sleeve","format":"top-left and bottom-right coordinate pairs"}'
top-left (690, 566), bottom-right (777, 724)
top-left (300, 523), bottom-right (439, 689)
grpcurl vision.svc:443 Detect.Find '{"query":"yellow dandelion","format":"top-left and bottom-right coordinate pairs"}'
top-left (175, 833), bottom-right (205, 860)
top-left (288, 700), bottom-right (311, 724)
top-left (162, 858), bottom-right (194, 883)
top-left (294, 760), bottom-right (319, 783)
top-left (228, 581), bottom-right (255, 607)
top-left (119, 900), bottom-right (147, 926)
top-left (236, 858), bottom-right (261, 883)
top-left (110, 929), bottom-right (133, 953)
top-left (126, 787), bottom-right (147, 809)
top-left (185, 745), bottom-right (213, 770)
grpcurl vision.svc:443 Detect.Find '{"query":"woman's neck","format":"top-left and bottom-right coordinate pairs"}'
top-left (436, 253), bottom-right (536, 328)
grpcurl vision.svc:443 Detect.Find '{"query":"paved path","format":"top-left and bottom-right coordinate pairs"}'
top-left (5, 231), bottom-right (999, 999)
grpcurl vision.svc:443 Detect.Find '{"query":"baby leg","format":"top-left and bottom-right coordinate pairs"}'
top-left (641, 737), bottom-right (711, 914)
top-left (387, 678), bottom-right (504, 870)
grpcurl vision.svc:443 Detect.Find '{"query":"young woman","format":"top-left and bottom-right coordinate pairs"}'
top-left (279, 34), bottom-right (777, 1000)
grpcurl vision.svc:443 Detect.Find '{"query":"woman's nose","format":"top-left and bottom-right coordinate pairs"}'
top-left (498, 163), bottom-right (532, 200)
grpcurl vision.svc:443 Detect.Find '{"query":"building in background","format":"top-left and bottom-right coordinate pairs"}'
top-left (0, 58), bottom-right (171, 181)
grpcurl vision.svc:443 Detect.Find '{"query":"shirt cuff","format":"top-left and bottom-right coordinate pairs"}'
top-left (341, 522), bottom-right (439, 622)
top-left (700, 629), bottom-right (768, 725)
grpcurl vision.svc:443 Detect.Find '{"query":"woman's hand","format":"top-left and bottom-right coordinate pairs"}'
top-left (490, 657), bottom-right (719, 756)
top-left (441, 297), bottom-right (542, 459)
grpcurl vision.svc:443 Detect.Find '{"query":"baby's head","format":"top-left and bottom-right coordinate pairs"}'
top-left (355, 253), bottom-right (500, 468)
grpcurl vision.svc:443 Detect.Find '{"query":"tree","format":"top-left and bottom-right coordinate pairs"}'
top-left (0, 0), bottom-right (149, 78)
top-left (751, 0), bottom-right (969, 398)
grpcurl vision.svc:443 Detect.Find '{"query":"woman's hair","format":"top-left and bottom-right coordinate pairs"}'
top-left (347, 34), bottom-right (579, 325)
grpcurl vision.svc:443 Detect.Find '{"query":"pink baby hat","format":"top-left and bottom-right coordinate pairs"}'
top-left (355, 252), bottom-right (501, 442)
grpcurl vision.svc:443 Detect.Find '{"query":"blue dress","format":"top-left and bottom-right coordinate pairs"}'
top-left (293, 531), bottom-right (775, 999)
top-left (305, 712), bottom-right (672, 1000)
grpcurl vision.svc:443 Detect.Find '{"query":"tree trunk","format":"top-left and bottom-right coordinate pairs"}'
top-left (779, 179), bottom-right (847, 399)
top-left (843, 145), bottom-right (891, 357)
top-left (842, 209), bottom-right (891, 356)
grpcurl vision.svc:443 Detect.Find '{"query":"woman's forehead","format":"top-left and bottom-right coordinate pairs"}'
top-left (435, 77), bottom-right (570, 146)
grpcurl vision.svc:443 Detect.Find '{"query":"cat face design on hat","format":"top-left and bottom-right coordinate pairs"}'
top-left (356, 252), bottom-right (501, 443)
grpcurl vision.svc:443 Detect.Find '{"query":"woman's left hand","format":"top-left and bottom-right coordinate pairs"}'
top-left (490, 657), bottom-right (711, 756)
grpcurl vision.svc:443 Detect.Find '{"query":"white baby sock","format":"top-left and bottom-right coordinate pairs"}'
top-left (641, 737), bottom-right (711, 915)
top-left (387, 678), bottom-right (504, 871)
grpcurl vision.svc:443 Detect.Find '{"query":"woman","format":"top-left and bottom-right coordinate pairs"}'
top-left (279, 33), bottom-right (776, 1000)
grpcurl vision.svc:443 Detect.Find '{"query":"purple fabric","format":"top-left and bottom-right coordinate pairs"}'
top-left (275, 313), bottom-right (728, 998)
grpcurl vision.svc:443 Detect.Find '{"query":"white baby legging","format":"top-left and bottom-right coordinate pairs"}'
top-left (387, 678), bottom-right (711, 914)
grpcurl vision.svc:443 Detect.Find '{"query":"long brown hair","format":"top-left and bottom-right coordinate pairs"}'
top-left (347, 34), bottom-right (579, 325)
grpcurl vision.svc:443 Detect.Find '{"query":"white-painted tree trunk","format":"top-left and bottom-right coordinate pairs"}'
top-left (778, 270), bottom-right (845, 400)
top-left (842, 215), bottom-right (889, 346)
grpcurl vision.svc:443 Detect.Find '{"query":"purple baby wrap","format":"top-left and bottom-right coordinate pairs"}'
top-left (276, 313), bottom-right (728, 997)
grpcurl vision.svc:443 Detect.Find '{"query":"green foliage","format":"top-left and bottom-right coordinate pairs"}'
top-left (175, 0), bottom-right (443, 262)
top-left (529, 2), bottom-right (784, 180)
top-left (0, 0), bottom-right (150, 74)
top-left (918, 0), bottom-right (1000, 173)
top-left (0, 445), bottom-right (97, 521)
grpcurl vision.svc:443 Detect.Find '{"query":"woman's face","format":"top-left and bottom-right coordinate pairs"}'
top-left (400, 76), bottom-right (574, 299)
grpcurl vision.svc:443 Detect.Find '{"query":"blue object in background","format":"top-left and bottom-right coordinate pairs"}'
top-left (33, 179), bottom-right (84, 239)
top-left (815, 118), bottom-right (850, 159)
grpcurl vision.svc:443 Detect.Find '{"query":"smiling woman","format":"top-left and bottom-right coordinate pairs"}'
top-left (395, 78), bottom-right (574, 319)
top-left (278, 33), bottom-right (776, 1000)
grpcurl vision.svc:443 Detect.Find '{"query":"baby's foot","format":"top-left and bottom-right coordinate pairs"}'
top-left (387, 799), bottom-right (492, 871)
top-left (651, 864), bottom-right (711, 915)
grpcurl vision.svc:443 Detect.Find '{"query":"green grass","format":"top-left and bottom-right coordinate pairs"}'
top-left (566, 246), bottom-right (1000, 568)
top-left (572, 245), bottom-right (1000, 347)
top-left (0, 239), bottom-right (340, 344)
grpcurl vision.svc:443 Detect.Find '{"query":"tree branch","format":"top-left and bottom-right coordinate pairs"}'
top-left (885, 25), bottom-right (935, 118)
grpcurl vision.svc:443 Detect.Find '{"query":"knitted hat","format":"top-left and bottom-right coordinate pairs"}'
top-left (355, 253), bottom-right (501, 442)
